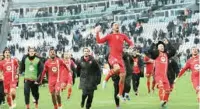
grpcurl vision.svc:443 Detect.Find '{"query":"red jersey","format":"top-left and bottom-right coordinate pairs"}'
top-left (144, 56), bottom-right (154, 74)
top-left (0, 58), bottom-right (18, 82)
top-left (133, 57), bottom-right (140, 74)
top-left (154, 52), bottom-right (168, 80)
top-left (40, 58), bottom-right (69, 85)
top-left (96, 32), bottom-right (133, 57)
top-left (61, 59), bottom-right (76, 83)
top-left (178, 55), bottom-right (200, 79)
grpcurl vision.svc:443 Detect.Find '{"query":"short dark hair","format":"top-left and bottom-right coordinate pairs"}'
top-left (111, 22), bottom-right (117, 27)
top-left (28, 47), bottom-right (36, 52)
top-left (83, 47), bottom-right (90, 52)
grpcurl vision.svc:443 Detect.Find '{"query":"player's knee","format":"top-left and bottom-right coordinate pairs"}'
top-left (51, 92), bottom-right (56, 96)
top-left (157, 83), bottom-right (163, 89)
top-left (146, 75), bottom-right (150, 78)
top-left (113, 64), bottom-right (120, 72)
top-left (165, 89), bottom-right (171, 93)
top-left (67, 84), bottom-right (72, 88)
top-left (11, 89), bottom-right (16, 95)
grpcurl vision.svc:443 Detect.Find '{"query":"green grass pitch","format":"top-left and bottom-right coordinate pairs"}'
top-left (1, 73), bottom-right (199, 109)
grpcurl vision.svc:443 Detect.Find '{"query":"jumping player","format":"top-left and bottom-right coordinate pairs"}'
top-left (95, 22), bottom-right (134, 101)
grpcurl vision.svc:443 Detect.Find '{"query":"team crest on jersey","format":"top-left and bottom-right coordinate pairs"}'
top-left (161, 57), bottom-right (166, 62)
top-left (116, 35), bottom-right (119, 39)
top-left (134, 62), bottom-right (138, 66)
top-left (194, 64), bottom-right (200, 71)
top-left (52, 67), bottom-right (58, 73)
top-left (29, 65), bottom-right (34, 71)
top-left (6, 66), bottom-right (12, 71)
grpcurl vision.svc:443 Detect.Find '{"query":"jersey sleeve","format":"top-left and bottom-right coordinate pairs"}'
top-left (123, 34), bottom-right (134, 47)
top-left (96, 32), bottom-right (110, 43)
top-left (39, 61), bottom-right (48, 83)
top-left (178, 60), bottom-right (190, 78)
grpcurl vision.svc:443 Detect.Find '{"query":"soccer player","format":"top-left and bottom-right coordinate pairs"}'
top-left (0, 48), bottom-right (19, 109)
top-left (174, 47), bottom-right (200, 103)
top-left (61, 51), bottom-right (76, 99)
top-left (95, 22), bottom-right (134, 100)
top-left (143, 54), bottom-right (155, 93)
top-left (148, 39), bottom-right (176, 108)
top-left (76, 47), bottom-right (101, 109)
top-left (20, 47), bottom-right (43, 109)
top-left (39, 47), bottom-right (69, 109)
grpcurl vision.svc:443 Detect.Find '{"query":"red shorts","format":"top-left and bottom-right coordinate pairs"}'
top-left (145, 64), bottom-right (154, 76)
top-left (48, 81), bottom-right (61, 93)
top-left (61, 73), bottom-right (73, 89)
top-left (155, 76), bottom-right (170, 91)
top-left (108, 55), bottom-right (125, 73)
top-left (4, 81), bottom-right (17, 94)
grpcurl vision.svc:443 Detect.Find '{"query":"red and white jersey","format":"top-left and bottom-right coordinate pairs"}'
top-left (178, 55), bottom-right (200, 78)
top-left (143, 56), bottom-right (154, 74)
top-left (40, 58), bottom-right (69, 84)
top-left (154, 52), bottom-right (168, 78)
top-left (0, 58), bottom-right (18, 81)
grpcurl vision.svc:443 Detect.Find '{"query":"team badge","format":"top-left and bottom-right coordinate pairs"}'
top-left (134, 62), bottom-right (138, 66)
top-left (6, 66), bottom-right (12, 71)
top-left (52, 67), bottom-right (58, 73)
top-left (194, 64), bottom-right (200, 71)
top-left (29, 65), bottom-right (34, 71)
top-left (116, 35), bottom-right (119, 39)
top-left (161, 57), bottom-right (166, 62)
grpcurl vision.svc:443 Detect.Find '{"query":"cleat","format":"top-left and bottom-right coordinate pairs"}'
top-left (9, 107), bottom-right (13, 109)
top-left (116, 106), bottom-right (121, 109)
top-left (2, 101), bottom-right (6, 105)
top-left (67, 96), bottom-right (70, 100)
top-left (135, 92), bottom-right (138, 96)
top-left (148, 89), bottom-right (151, 94)
top-left (12, 100), bottom-right (16, 108)
top-left (125, 95), bottom-right (130, 101)
top-left (81, 101), bottom-right (84, 108)
top-left (102, 81), bottom-right (107, 89)
top-left (161, 101), bottom-right (167, 108)
top-left (35, 103), bottom-right (38, 109)
top-left (117, 94), bottom-right (125, 102)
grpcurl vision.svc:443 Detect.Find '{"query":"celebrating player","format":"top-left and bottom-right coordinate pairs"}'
top-left (95, 22), bottom-right (134, 101)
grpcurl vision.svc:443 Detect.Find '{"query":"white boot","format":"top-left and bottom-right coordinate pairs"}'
top-left (102, 80), bottom-right (107, 89)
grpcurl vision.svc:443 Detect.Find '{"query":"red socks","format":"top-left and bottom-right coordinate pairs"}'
top-left (58, 104), bottom-right (62, 107)
top-left (68, 87), bottom-right (72, 99)
top-left (152, 80), bottom-right (156, 91)
top-left (26, 104), bottom-right (30, 109)
top-left (159, 89), bottom-right (164, 101)
top-left (147, 81), bottom-right (150, 93)
top-left (7, 96), bottom-right (12, 106)
top-left (163, 92), bottom-right (170, 102)
top-left (105, 69), bottom-right (115, 81)
top-left (118, 81), bottom-right (124, 95)
top-left (54, 105), bottom-right (58, 109)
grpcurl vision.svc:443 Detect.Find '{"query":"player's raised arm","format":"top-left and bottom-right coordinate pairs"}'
top-left (95, 26), bottom-right (109, 44)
